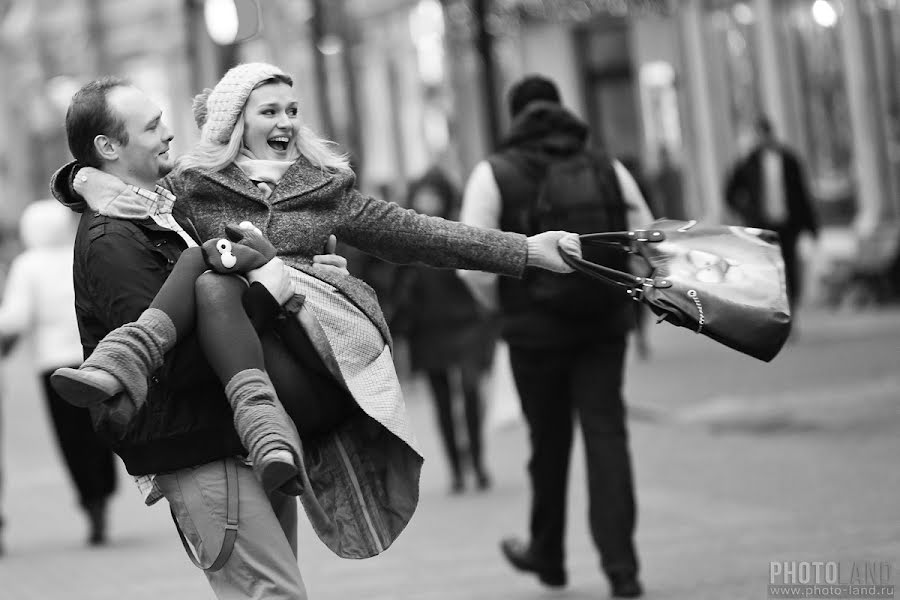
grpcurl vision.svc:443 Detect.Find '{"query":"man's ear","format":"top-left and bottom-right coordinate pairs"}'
top-left (93, 135), bottom-right (118, 161)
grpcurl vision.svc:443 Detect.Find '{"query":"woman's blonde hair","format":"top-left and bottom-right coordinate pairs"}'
top-left (175, 76), bottom-right (350, 175)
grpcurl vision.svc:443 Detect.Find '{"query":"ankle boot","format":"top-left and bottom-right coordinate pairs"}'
top-left (51, 308), bottom-right (176, 408)
top-left (224, 369), bottom-right (304, 495)
top-left (85, 500), bottom-right (108, 546)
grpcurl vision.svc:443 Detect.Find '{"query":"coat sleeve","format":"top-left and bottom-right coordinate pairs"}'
top-left (612, 160), bottom-right (655, 229)
top-left (786, 151), bottom-right (819, 235)
top-left (333, 186), bottom-right (528, 278)
top-left (0, 254), bottom-right (34, 337)
top-left (457, 161), bottom-right (502, 311)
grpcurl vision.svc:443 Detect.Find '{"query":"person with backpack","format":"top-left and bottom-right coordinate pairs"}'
top-left (459, 75), bottom-right (653, 598)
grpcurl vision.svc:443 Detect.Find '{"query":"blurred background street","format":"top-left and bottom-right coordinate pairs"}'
top-left (1, 306), bottom-right (898, 599)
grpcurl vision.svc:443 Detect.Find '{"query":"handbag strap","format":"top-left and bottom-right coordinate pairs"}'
top-left (579, 228), bottom-right (667, 247)
top-left (171, 458), bottom-right (240, 572)
top-left (558, 232), bottom-right (672, 301)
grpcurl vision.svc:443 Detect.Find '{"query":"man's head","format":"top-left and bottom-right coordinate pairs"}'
top-left (66, 77), bottom-right (174, 188)
top-left (507, 75), bottom-right (561, 119)
top-left (755, 116), bottom-right (776, 147)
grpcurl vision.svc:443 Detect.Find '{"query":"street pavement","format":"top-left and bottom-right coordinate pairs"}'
top-left (0, 306), bottom-right (897, 599)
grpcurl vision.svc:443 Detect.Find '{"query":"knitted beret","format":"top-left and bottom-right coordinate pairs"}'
top-left (197, 62), bottom-right (292, 144)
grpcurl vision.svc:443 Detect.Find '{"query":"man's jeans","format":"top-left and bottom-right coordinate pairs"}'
top-left (156, 457), bottom-right (307, 600)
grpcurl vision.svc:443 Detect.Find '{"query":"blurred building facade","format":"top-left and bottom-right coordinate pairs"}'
top-left (460, 0), bottom-right (900, 237)
top-left (1, 0), bottom-right (898, 248)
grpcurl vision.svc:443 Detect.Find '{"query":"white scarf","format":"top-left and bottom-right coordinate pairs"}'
top-left (235, 149), bottom-right (294, 199)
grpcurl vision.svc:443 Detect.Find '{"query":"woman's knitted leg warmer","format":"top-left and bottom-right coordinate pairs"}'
top-left (224, 368), bottom-right (302, 484)
top-left (81, 308), bottom-right (176, 406)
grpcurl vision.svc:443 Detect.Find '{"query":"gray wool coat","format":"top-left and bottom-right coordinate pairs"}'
top-left (156, 157), bottom-right (530, 558)
top-left (163, 157), bottom-right (529, 347)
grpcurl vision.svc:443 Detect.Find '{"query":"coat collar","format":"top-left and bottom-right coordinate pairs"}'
top-left (197, 156), bottom-right (334, 205)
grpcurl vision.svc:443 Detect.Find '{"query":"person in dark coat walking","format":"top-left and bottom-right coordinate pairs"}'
top-left (725, 116), bottom-right (819, 310)
top-left (459, 75), bottom-right (653, 598)
top-left (391, 168), bottom-right (495, 494)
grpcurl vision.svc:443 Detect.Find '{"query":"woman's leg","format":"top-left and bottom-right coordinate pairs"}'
top-left (426, 369), bottom-right (463, 492)
top-left (194, 272), bottom-right (303, 494)
top-left (50, 247), bottom-right (209, 407)
top-left (459, 360), bottom-right (491, 489)
top-left (258, 319), bottom-right (358, 439)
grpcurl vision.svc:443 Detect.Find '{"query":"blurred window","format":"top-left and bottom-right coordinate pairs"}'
top-left (577, 21), bottom-right (642, 159)
top-left (782, 0), bottom-right (853, 217)
top-left (863, 0), bottom-right (900, 219)
top-left (703, 0), bottom-right (762, 154)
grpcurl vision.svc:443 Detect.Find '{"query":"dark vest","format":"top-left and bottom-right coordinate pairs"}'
top-left (488, 147), bottom-right (634, 348)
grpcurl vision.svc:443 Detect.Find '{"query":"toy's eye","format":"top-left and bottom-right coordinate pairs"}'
top-left (216, 239), bottom-right (232, 253)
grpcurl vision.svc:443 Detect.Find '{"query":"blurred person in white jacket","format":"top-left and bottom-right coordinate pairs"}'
top-left (0, 199), bottom-right (118, 547)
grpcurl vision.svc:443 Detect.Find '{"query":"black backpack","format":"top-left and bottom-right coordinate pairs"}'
top-left (519, 150), bottom-right (631, 316)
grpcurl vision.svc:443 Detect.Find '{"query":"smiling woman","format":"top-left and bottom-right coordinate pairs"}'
top-left (241, 83), bottom-right (301, 161)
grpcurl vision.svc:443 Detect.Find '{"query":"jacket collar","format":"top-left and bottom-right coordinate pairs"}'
top-left (198, 156), bottom-right (334, 205)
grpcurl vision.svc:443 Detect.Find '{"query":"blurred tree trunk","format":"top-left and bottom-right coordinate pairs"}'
top-left (309, 0), bottom-right (335, 139)
top-left (84, 0), bottom-right (109, 73)
top-left (334, 0), bottom-right (363, 173)
top-left (473, 0), bottom-right (499, 148)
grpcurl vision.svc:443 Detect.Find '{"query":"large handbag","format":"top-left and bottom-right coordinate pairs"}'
top-left (558, 219), bottom-right (791, 362)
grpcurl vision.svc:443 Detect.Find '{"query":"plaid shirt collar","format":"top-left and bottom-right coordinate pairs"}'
top-left (128, 184), bottom-right (177, 217)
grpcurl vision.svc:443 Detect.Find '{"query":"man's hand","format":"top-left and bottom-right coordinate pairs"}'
top-left (312, 234), bottom-right (349, 276)
top-left (525, 231), bottom-right (581, 273)
top-left (247, 257), bottom-right (293, 305)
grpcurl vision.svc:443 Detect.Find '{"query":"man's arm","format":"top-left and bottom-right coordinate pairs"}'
top-left (456, 160), bottom-right (503, 311)
top-left (788, 151), bottom-right (819, 237)
top-left (724, 158), bottom-right (750, 220)
top-left (612, 160), bottom-right (654, 230)
top-left (0, 254), bottom-right (33, 337)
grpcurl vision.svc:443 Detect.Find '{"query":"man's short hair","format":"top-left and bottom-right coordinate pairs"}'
top-left (507, 75), bottom-right (561, 118)
top-left (65, 76), bottom-right (132, 167)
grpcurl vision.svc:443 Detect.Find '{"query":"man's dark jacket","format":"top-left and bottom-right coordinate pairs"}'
top-left (487, 101), bottom-right (633, 348)
top-left (725, 144), bottom-right (819, 235)
top-left (50, 163), bottom-right (268, 475)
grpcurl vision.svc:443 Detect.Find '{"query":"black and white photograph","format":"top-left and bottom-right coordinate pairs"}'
top-left (0, 1), bottom-right (897, 598)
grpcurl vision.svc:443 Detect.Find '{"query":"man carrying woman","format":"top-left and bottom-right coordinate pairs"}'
top-left (53, 63), bottom-right (582, 599)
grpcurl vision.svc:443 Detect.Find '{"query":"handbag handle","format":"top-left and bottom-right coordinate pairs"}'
top-left (579, 228), bottom-right (667, 247)
top-left (558, 232), bottom-right (672, 300)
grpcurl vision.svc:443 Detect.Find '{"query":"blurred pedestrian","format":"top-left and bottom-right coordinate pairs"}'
top-left (391, 167), bottom-right (495, 494)
top-left (0, 231), bottom-right (11, 557)
top-left (725, 116), bottom-right (819, 312)
top-left (459, 75), bottom-right (653, 598)
top-left (649, 145), bottom-right (685, 221)
top-left (0, 199), bottom-right (118, 546)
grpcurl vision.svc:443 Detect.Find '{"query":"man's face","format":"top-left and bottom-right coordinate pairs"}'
top-left (105, 86), bottom-right (175, 185)
top-left (241, 82), bottom-right (300, 161)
